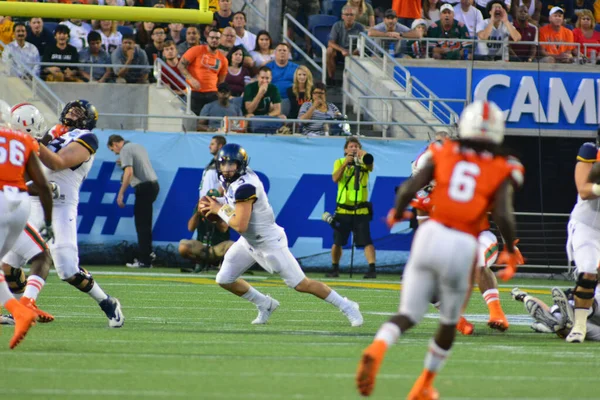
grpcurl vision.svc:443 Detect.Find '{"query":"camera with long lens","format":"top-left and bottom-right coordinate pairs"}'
top-left (322, 211), bottom-right (341, 231)
top-left (348, 151), bottom-right (374, 166)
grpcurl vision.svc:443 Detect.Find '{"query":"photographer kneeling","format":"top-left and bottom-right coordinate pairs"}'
top-left (328, 137), bottom-right (377, 278)
top-left (179, 189), bottom-right (234, 272)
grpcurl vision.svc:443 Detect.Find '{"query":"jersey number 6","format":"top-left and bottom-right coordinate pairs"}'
top-left (0, 137), bottom-right (26, 167)
top-left (448, 161), bottom-right (480, 202)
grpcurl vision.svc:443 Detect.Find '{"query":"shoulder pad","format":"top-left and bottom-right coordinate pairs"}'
top-left (576, 142), bottom-right (597, 163)
top-left (75, 133), bottom-right (98, 155)
top-left (507, 157), bottom-right (525, 188)
top-left (235, 183), bottom-right (257, 203)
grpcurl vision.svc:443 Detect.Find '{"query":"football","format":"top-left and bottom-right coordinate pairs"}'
top-left (199, 196), bottom-right (221, 223)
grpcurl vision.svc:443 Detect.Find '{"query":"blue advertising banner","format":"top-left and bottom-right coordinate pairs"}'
top-left (402, 66), bottom-right (600, 131)
top-left (79, 132), bottom-right (426, 266)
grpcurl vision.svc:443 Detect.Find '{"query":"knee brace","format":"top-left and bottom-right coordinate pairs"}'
top-left (5, 267), bottom-right (26, 294)
top-left (573, 273), bottom-right (598, 300)
top-left (65, 267), bottom-right (95, 293)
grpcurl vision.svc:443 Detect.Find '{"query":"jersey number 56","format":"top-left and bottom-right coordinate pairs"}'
top-left (0, 137), bottom-right (26, 167)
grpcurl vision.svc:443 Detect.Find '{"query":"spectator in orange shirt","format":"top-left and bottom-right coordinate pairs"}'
top-left (539, 6), bottom-right (576, 62)
top-left (0, 16), bottom-right (15, 54)
top-left (392, 0), bottom-right (423, 27)
top-left (178, 28), bottom-right (229, 116)
top-left (573, 9), bottom-right (600, 60)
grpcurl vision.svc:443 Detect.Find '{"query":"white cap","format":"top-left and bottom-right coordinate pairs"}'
top-left (440, 3), bottom-right (454, 13)
top-left (549, 6), bottom-right (564, 15)
top-left (411, 18), bottom-right (428, 29)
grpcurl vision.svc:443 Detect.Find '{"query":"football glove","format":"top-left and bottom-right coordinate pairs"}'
top-left (386, 208), bottom-right (414, 228)
top-left (40, 222), bottom-right (55, 244)
top-left (496, 239), bottom-right (525, 282)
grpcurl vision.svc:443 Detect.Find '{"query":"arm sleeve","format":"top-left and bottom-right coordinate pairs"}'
top-left (199, 103), bottom-right (210, 117)
top-left (119, 145), bottom-right (133, 168)
top-left (234, 183), bottom-right (257, 202)
top-left (111, 49), bottom-right (123, 73)
top-left (298, 102), bottom-right (310, 117)
top-left (271, 85), bottom-right (282, 104)
top-left (75, 133), bottom-right (99, 154)
top-left (576, 142), bottom-right (598, 163)
top-left (329, 23), bottom-right (340, 43)
top-left (219, 56), bottom-right (229, 78)
top-left (333, 158), bottom-right (343, 173)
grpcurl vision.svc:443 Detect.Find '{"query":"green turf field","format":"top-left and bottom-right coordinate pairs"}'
top-left (2, 268), bottom-right (599, 399)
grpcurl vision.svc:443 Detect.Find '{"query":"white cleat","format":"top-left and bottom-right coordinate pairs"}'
top-left (100, 296), bottom-right (125, 328)
top-left (566, 328), bottom-right (586, 343)
top-left (252, 295), bottom-right (280, 325)
top-left (551, 287), bottom-right (574, 330)
top-left (341, 298), bottom-right (363, 327)
top-left (511, 287), bottom-right (528, 302)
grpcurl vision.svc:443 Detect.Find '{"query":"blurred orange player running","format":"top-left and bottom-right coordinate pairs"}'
top-left (409, 135), bottom-right (525, 334)
top-left (357, 101), bottom-right (523, 400)
top-left (0, 100), bottom-right (54, 349)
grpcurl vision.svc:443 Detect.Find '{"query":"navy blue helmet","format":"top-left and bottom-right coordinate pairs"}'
top-left (59, 100), bottom-right (98, 130)
top-left (216, 143), bottom-right (249, 183)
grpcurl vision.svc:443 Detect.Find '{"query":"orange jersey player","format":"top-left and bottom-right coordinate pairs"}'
top-left (0, 100), bottom-right (54, 349)
top-left (357, 101), bottom-right (523, 400)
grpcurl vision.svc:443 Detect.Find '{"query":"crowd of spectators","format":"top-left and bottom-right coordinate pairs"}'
top-left (372, 0), bottom-right (600, 62)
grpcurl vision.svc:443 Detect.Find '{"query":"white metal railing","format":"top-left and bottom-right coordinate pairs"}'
top-left (240, 0), bottom-right (268, 32)
top-left (153, 58), bottom-right (192, 115)
top-left (582, 43), bottom-right (600, 62)
top-left (355, 33), bottom-right (460, 126)
top-left (489, 211), bottom-right (570, 272)
top-left (370, 36), bottom-right (584, 63)
top-left (282, 13), bottom-right (327, 84)
top-left (33, 61), bottom-right (153, 80)
top-left (8, 56), bottom-right (65, 116)
top-left (357, 95), bottom-right (462, 135)
top-left (96, 112), bottom-right (452, 135)
top-left (342, 65), bottom-right (394, 137)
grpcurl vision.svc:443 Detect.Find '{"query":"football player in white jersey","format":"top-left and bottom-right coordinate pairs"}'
top-left (512, 286), bottom-right (600, 341)
top-left (0, 103), bottom-right (59, 325)
top-left (201, 143), bottom-right (364, 326)
top-left (29, 100), bottom-right (124, 328)
top-left (564, 135), bottom-right (600, 342)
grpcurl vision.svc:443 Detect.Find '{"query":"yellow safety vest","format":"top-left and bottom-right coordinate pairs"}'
top-left (333, 157), bottom-right (370, 215)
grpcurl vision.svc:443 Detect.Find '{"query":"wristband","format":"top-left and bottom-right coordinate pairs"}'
top-left (592, 183), bottom-right (600, 197)
top-left (217, 204), bottom-right (235, 224)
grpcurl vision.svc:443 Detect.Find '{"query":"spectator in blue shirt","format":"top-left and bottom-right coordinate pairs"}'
top-left (79, 31), bottom-right (113, 82)
top-left (265, 42), bottom-right (298, 101)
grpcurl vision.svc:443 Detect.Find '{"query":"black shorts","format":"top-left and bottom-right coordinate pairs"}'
top-left (333, 213), bottom-right (373, 247)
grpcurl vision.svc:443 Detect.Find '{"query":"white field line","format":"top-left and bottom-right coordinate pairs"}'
top-left (0, 366), bottom-right (598, 383)
top-left (25, 268), bottom-right (571, 289)
top-left (1, 349), bottom-right (597, 365)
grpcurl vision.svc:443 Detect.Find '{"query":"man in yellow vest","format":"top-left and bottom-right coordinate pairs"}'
top-left (329, 137), bottom-right (377, 278)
